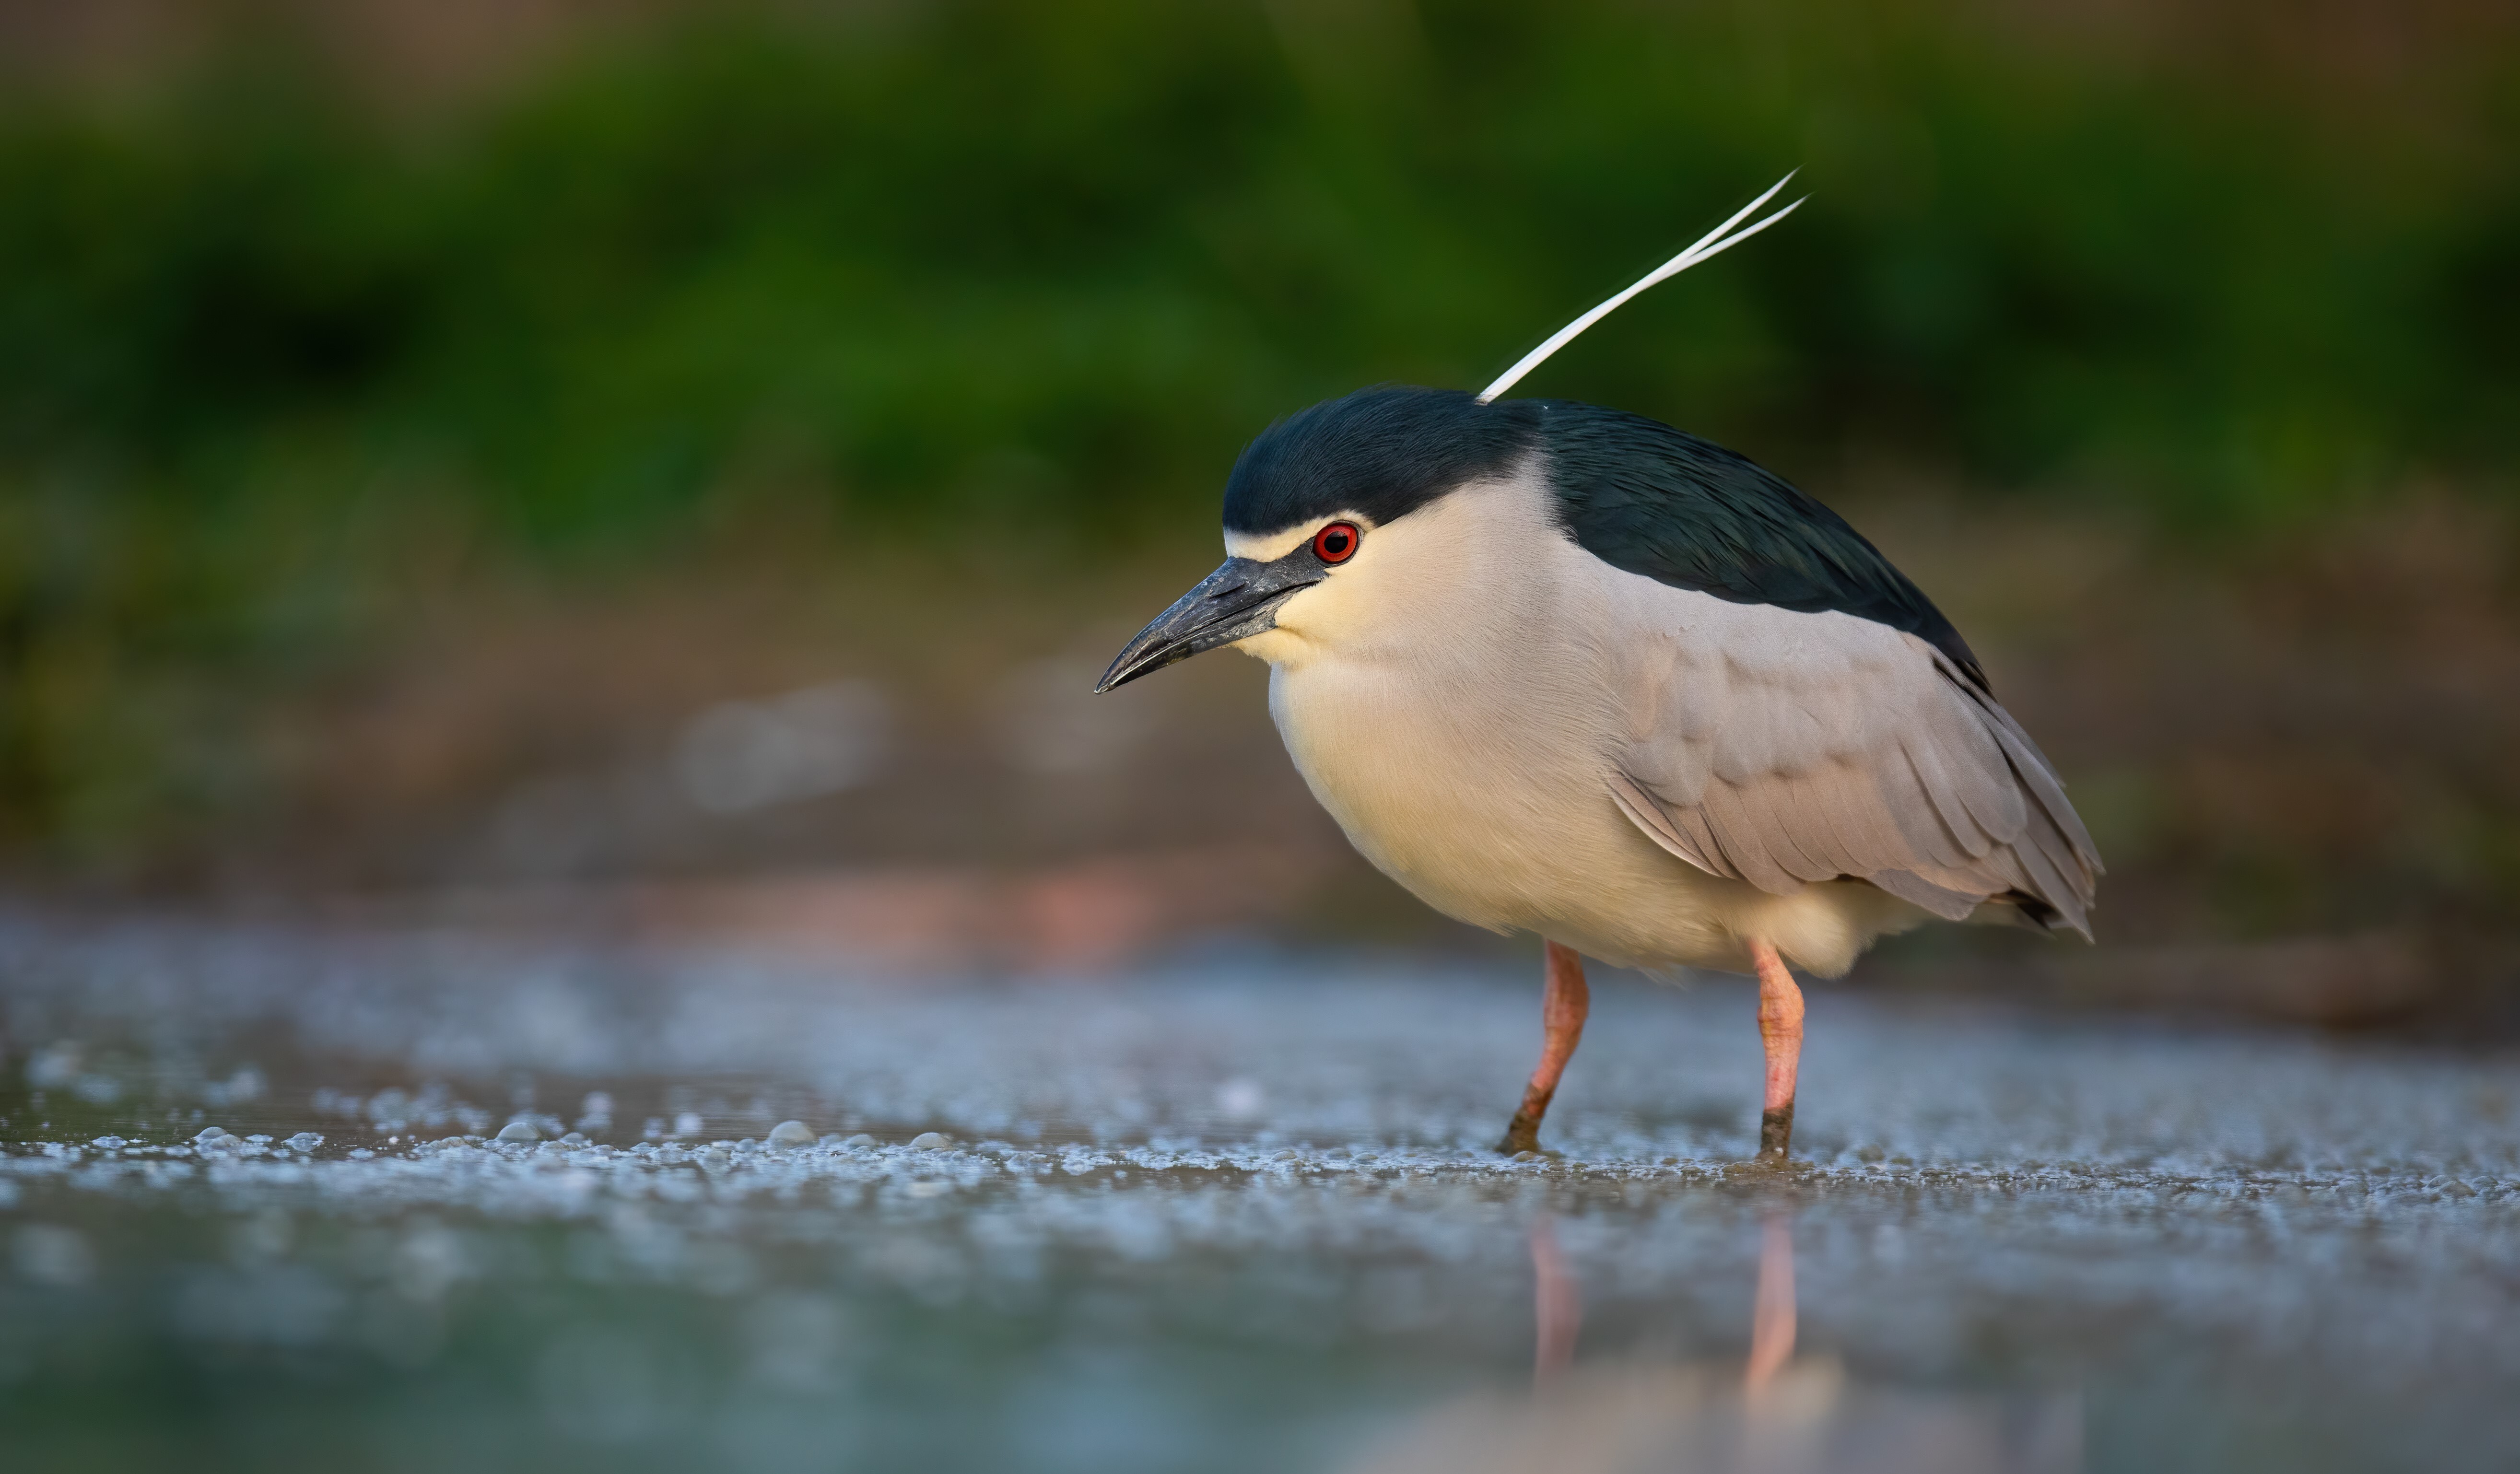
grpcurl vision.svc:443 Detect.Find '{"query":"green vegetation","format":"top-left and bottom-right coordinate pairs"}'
top-left (0, 1), bottom-right (2514, 877)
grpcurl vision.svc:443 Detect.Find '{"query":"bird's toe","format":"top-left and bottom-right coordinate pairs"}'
top-left (1496, 1110), bottom-right (1548, 1156)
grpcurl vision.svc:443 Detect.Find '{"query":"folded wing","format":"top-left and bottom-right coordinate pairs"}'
top-left (1607, 601), bottom-right (2101, 936)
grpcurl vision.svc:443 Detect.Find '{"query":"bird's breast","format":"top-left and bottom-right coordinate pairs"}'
top-left (1264, 650), bottom-right (1656, 942)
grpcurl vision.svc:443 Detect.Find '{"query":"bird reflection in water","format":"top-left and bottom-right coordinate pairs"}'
top-left (1743, 1213), bottom-right (1796, 1398)
top-left (1349, 1211), bottom-right (2080, 1474)
top-left (1531, 1217), bottom-right (1583, 1384)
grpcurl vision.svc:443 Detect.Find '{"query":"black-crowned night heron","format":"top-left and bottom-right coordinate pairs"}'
top-left (1097, 180), bottom-right (2100, 1162)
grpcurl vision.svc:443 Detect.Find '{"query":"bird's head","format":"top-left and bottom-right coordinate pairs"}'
top-left (1095, 174), bottom-right (1807, 694)
top-left (1095, 386), bottom-right (1543, 692)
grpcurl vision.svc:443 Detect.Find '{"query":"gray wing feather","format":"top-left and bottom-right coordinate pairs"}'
top-left (1669, 802), bottom-right (1733, 879)
top-left (1700, 783), bottom-right (1798, 892)
top-left (1612, 612), bottom-right (2101, 938)
top-left (1817, 761), bottom-right (1921, 881)
top-left (1606, 771), bottom-right (1723, 876)
top-left (1891, 738), bottom-right (1978, 868)
top-left (1739, 778), bottom-right (1829, 881)
top-left (1777, 771), bottom-right (1861, 877)
top-left (1868, 867), bottom-right (1988, 923)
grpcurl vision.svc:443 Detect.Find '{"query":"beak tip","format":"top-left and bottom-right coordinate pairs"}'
top-left (1094, 553), bottom-right (1296, 698)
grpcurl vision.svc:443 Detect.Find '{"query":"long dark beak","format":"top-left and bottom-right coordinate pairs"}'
top-left (1095, 556), bottom-right (1321, 692)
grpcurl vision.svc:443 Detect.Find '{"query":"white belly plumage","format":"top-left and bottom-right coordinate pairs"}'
top-left (1264, 655), bottom-right (1922, 979)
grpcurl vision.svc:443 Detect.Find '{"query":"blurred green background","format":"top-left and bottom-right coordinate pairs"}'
top-left (0, 0), bottom-right (2515, 1020)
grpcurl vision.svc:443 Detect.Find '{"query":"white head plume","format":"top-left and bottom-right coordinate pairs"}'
top-left (1476, 173), bottom-right (1804, 404)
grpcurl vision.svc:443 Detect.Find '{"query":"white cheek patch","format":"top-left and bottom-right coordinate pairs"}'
top-left (1224, 515), bottom-right (1374, 563)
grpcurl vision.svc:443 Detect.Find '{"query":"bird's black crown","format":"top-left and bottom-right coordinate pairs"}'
top-left (1222, 386), bottom-right (1539, 535)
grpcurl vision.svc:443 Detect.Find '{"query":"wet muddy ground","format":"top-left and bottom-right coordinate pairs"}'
top-left (2, 915), bottom-right (2516, 1473)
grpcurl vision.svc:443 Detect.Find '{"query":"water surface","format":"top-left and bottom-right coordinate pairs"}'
top-left (3, 918), bottom-right (2514, 1472)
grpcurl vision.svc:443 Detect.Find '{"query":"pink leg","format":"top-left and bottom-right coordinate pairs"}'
top-left (1745, 1212), bottom-right (1797, 1394)
top-left (1497, 940), bottom-right (1590, 1155)
top-left (1749, 938), bottom-right (1804, 1162)
top-left (1528, 1217), bottom-right (1581, 1385)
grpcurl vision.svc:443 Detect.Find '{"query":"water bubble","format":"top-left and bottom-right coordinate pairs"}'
top-left (497, 1122), bottom-right (540, 1144)
top-left (908, 1132), bottom-right (954, 1151)
top-left (767, 1121), bottom-right (816, 1148)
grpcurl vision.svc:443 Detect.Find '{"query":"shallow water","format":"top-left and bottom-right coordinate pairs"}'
top-left (2, 917), bottom-right (2516, 1473)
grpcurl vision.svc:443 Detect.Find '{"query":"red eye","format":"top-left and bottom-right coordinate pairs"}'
top-left (1312, 521), bottom-right (1361, 564)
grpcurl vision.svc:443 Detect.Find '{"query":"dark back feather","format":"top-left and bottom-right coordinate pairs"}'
top-left (1535, 401), bottom-right (1988, 690)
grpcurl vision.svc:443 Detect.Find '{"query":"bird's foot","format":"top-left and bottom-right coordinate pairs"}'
top-left (1732, 1100), bottom-right (1803, 1173)
top-left (1496, 1111), bottom-right (1544, 1157)
top-left (1756, 1102), bottom-right (1795, 1163)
